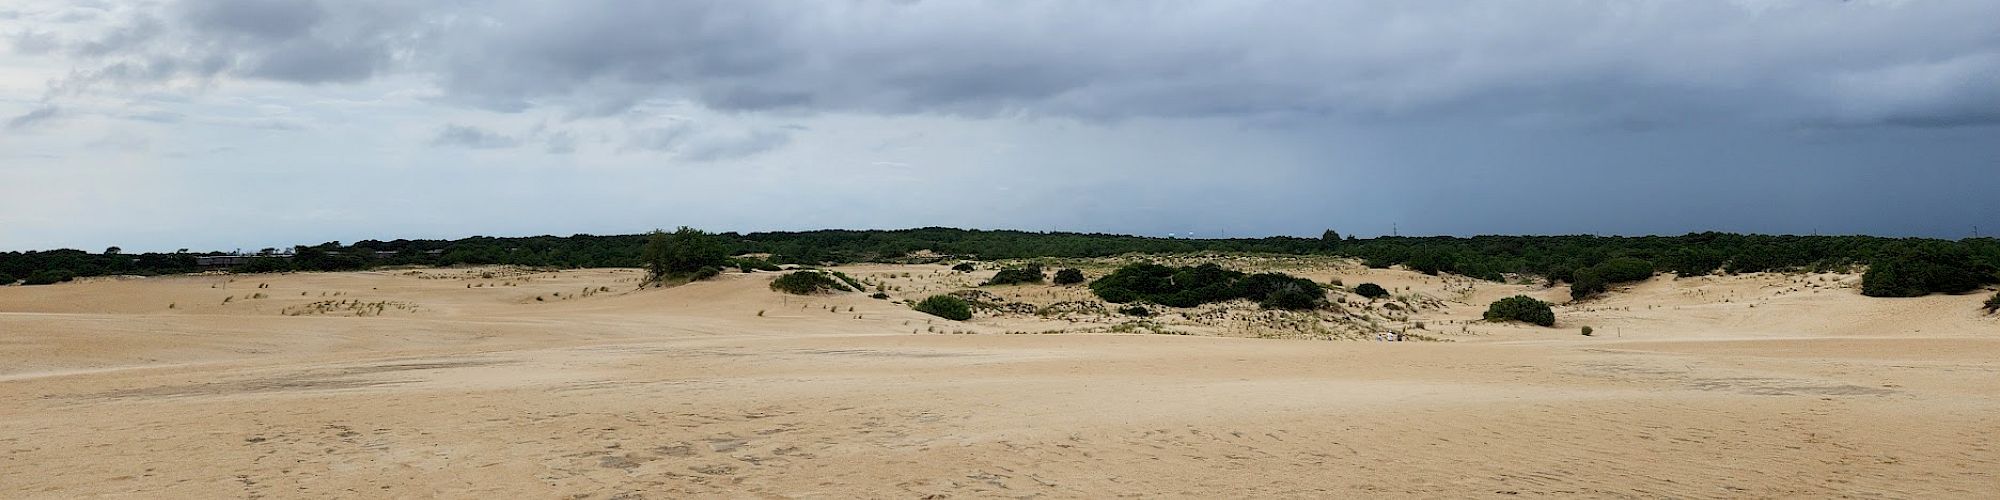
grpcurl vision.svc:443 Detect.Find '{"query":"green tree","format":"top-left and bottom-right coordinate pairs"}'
top-left (642, 227), bottom-right (728, 283)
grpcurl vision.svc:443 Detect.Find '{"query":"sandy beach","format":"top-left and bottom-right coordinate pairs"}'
top-left (3, 263), bottom-right (1996, 498)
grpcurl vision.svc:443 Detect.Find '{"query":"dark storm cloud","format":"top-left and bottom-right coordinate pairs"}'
top-left (35, 0), bottom-right (2000, 129)
top-left (38, 0), bottom-right (407, 89)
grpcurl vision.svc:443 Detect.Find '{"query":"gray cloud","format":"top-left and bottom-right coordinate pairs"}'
top-left (22, 0), bottom-right (1997, 130)
top-left (6, 104), bottom-right (60, 130)
top-left (677, 129), bottom-right (792, 162)
top-left (4, 0), bottom-right (1997, 251)
top-left (619, 119), bottom-right (793, 161)
top-left (177, 0), bottom-right (324, 41)
top-left (431, 124), bottom-right (520, 149)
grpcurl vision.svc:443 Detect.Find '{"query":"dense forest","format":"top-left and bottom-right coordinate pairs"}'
top-left (4, 228), bottom-right (1996, 297)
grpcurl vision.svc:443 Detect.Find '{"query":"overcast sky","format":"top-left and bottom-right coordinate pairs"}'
top-left (3, 0), bottom-right (1996, 252)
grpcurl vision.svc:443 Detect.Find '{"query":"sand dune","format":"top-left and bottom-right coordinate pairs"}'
top-left (2, 263), bottom-right (1996, 498)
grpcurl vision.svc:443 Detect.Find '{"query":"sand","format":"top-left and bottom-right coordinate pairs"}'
top-left (2, 263), bottom-right (1996, 498)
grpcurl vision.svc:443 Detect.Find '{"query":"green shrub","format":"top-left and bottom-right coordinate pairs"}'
top-left (23, 269), bottom-right (74, 285)
top-left (0, 272), bottom-right (13, 285)
top-left (1353, 283), bottom-right (1389, 299)
top-left (1484, 295), bottom-right (1555, 327)
top-left (870, 292), bottom-right (890, 300)
top-left (692, 266), bottom-right (721, 280)
top-left (1089, 263), bottom-right (1322, 309)
top-left (1118, 305), bottom-right (1153, 317)
top-left (1238, 272), bottom-right (1326, 310)
top-left (951, 262), bottom-right (976, 272)
top-left (830, 270), bottom-right (866, 290)
top-left (1405, 249), bottom-right (1454, 276)
top-left (1258, 281), bottom-right (1327, 310)
top-left (914, 294), bottom-right (973, 320)
top-left (1052, 268), bottom-right (1085, 285)
top-left (1595, 257), bottom-right (1655, 283)
top-left (1581, 326), bottom-right (1594, 336)
top-left (235, 257), bottom-right (295, 274)
top-left (769, 271), bottom-right (847, 295)
top-left (984, 264), bottom-right (1045, 286)
top-left (1985, 292), bottom-right (2000, 314)
top-left (1862, 243), bottom-right (1999, 297)
top-left (732, 257), bottom-right (782, 273)
top-left (1571, 257), bottom-right (1654, 300)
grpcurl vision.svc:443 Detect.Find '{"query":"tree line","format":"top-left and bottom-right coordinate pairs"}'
top-left (6, 228), bottom-right (1996, 297)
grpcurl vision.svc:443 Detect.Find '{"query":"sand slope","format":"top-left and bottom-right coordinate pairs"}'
top-left (2, 265), bottom-right (1996, 498)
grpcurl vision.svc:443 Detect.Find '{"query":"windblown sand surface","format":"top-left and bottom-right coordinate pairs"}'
top-left (2, 263), bottom-right (1996, 498)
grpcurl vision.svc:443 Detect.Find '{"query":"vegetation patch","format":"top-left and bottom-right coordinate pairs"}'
top-left (1571, 257), bottom-right (1655, 300)
top-left (1052, 267), bottom-right (1086, 285)
top-left (732, 257), bottom-right (782, 272)
top-left (951, 262), bottom-right (977, 272)
top-left (1353, 283), bottom-right (1389, 299)
top-left (642, 227), bottom-right (728, 284)
top-left (1985, 292), bottom-right (2000, 314)
top-left (1861, 243), bottom-right (1999, 297)
top-left (769, 271), bottom-right (850, 295)
top-left (984, 264), bottom-right (1046, 286)
top-left (23, 269), bottom-right (74, 286)
top-left (1484, 295), bottom-right (1555, 327)
top-left (1088, 263), bottom-right (1324, 310)
top-left (913, 294), bottom-right (973, 321)
top-left (829, 270), bottom-right (866, 291)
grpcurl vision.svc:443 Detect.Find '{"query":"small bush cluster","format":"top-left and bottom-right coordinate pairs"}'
top-left (235, 257), bottom-right (296, 273)
top-left (1353, 282), bottom-right (1389, 299)
top-left (732, 257), bottom-right (782, 273)
top-left (23, 269), bottom-right (74, 286)
top-left (1089, 263), bottom-right (1324, 310)
top-left (1983, 291), bottom-right (1999, 314)
top-left (984, 264), bottom-right (1045, 286)
top-left (829, 270), bottom-right (866, 290)
top-left (0, 272), bottom-right (13, 285)
top-left (1861, 243), bottom-right (1999, 297)
top-left (1052, 268), bottom-right (1085, 285)
top-left (951, 262), bottom-right (977, 273)
top-left (1118, 305), bottom-right (1153, 317)
top-left (768, 270), bottom-right (850, 295)
top-left (692, 266), bottom-right (721, 280)
top-left (914, 294), bottom-right (973, 320)
top-left (1571, 257), bottom-right (1654, 300)
top-left (1484, 295), bottom-right (1555, 326)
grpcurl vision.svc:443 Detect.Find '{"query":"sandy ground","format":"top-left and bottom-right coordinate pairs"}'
top-left (2, 263), bottom-right (1997, 498)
